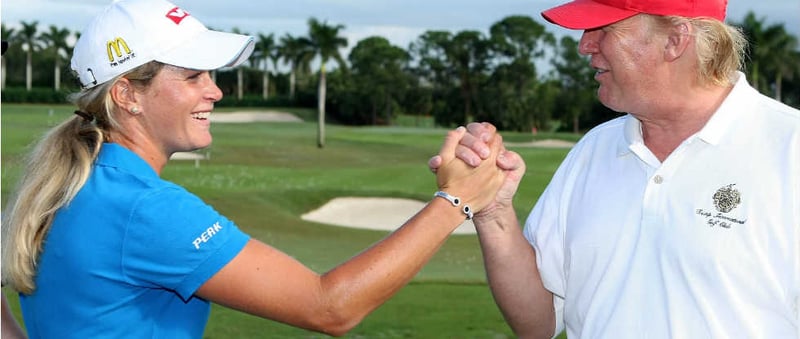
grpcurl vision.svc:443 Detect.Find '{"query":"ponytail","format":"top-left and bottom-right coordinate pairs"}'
top-left (1, 61), bottom-right (164, 294)
top-left (1, 115), bottom-right (104, 294)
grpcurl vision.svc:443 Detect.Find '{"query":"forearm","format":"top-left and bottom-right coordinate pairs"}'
top-left (200, 126), bottom-right (507, 336)
top-left (475, 211), bottom-right (555, 339)
top-left (320, 198), bottom-right (466, 327)
top-left (197, 198), bottom-right (468, 337)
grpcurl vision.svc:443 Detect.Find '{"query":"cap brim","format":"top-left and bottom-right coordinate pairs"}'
top-left (541, 0), bottom-right (639, 30)
top-left (157, 29), bottom-right (255, 71)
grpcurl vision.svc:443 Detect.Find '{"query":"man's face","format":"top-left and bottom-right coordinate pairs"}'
top-left (578, 15), bottom-right (668, 114)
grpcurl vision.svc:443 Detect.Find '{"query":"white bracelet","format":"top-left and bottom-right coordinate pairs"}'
top-left (434, 191), bottom-right (473, 220)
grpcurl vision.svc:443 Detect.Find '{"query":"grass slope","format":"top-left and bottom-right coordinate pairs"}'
top-left (1, 104), bottom-right (573, 338)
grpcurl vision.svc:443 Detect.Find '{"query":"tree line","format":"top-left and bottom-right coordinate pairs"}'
top-left (2, 12), bottom-right (799, 146)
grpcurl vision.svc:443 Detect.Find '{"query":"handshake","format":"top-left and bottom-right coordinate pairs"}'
top-left (427, 122), bottom-right (526, 224)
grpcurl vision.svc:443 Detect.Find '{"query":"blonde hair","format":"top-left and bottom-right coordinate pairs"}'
top-left (1, 61), bottom-right (164, 294)
top-left (656, 15), bottom-right (747, 87)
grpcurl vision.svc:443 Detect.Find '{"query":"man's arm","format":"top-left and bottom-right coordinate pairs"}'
top-left (430, 122), bottom-right (556, 338)
top-left (474, 209), bottom-right (555, 338)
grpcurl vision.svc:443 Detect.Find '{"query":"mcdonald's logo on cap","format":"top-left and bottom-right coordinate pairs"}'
top-left (106, 37), bottom-right (134, 66)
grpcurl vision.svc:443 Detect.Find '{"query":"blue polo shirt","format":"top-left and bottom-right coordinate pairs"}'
top-left (20, 143), bottom-right (250, 338)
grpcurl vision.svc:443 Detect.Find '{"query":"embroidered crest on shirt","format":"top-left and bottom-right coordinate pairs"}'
top-left (712, 184), bottom-right (741, 213)
top-left (695, 184), bottom-right (746, 228)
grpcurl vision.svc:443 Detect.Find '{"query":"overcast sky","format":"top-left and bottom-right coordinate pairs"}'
top-left (3, 0), bottom-right (798, 57)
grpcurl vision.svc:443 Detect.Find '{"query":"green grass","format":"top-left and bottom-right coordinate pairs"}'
top-left (1, 104), bottom-right (574, 338)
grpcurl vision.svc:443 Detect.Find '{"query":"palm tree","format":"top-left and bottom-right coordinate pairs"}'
top-left (766, 29), bottom-right (799, 102)
top-left (40, 25), bottom-right (71, 91)
top-left (306, 18), bottom-right (348, 148)
top-left (19, 21), bottom-right (42, 91)
top-left (269, 46), bottom-right (282, 96)
top-left (736, 12), bottom-right (800, 100)
top-left (255, 33), bottom-right (276, 99)
top-left (278, 33), bottom-right (314, 100)
top-left (230, 27), bottom-right (249, 100)
top-left (1, 23), bottom-right (16, 90)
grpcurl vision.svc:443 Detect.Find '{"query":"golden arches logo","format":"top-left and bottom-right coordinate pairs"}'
top-left (106, 37), bottom-right (131, 62)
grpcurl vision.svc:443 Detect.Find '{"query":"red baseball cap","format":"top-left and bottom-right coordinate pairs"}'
top-left (541, 0), bottom-right (728, 30)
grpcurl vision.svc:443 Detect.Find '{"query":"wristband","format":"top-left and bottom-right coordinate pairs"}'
top-left (434, 191), bottom-right (473, 220)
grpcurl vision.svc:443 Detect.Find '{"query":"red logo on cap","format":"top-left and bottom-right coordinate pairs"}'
top-left (166, 7), bottom-right (190, 25)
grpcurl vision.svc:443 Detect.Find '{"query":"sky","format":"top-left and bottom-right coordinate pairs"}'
top-left (2, 0), bottom-right (799, 60)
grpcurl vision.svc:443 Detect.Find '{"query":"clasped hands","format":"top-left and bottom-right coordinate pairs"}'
top-left (429, 122), bottom-right (526, 219)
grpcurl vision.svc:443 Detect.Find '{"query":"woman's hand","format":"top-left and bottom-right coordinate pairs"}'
top-left (429, 123), bottom-right (526, 218)
top-left (433, 125), bottom-right (501, 214)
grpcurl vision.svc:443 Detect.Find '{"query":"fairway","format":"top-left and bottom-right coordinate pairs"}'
top-left (1, 104), bottom-right (574, 338)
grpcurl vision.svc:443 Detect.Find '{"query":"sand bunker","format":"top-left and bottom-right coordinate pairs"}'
top-left (301, 197), bottom-right (476, 234)
top-left (170, 111), bottom-right (301, 161)
top-left (179, 112), bottom-right (567, 232)
top-left (505, 139), bottom-right (575, 148)
top-left (210, 111), bottom-right (303, 123)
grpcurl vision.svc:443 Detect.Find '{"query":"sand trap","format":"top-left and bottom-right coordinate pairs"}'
top-left (301, 197), bottom-right (476, 234)
top-left (210, 111), bottom-right (303, 123)
top-left (170, 152), bottom-right (206, 160)
top-left (505, 139), bottom-right (575, 148)
top-left (183, 110), bottom-right (563, 233)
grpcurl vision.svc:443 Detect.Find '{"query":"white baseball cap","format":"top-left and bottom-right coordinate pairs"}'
top-left (71, 0), bottom-right (255, 89)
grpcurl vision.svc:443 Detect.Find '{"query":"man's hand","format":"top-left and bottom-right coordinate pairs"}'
top-left (428, 122), bottom-right (526, 218)
top-left (428, 122), bottom-right (496, 170)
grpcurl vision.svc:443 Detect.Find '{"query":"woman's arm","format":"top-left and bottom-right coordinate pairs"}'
top-left (196, 127), bottom-right (507, 336)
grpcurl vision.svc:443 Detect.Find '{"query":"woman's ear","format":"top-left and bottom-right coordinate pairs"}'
top-left (664, 21), bottom-right (692, 62)
top-left (110, 78), bottom-right (140, 115)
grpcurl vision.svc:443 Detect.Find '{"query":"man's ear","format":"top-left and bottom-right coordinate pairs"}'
top-left (110, 78), bottom-right (140, 115)
top-left (664, 21), bottom-right (692, 62)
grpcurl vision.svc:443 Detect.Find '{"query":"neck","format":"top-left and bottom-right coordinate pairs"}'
top-left (108, 132), bottom-right (168, 175)
top-left (636, 83), bottom-right (733, 161)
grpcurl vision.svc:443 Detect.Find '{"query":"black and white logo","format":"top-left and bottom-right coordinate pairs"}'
top-left (712, 184), bottom-right (741, 213)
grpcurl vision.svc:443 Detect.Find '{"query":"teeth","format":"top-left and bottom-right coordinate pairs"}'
top-left (191, 112), bottom-right (210, 120)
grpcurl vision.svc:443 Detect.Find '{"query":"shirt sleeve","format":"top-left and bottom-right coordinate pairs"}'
top-left (522, 141), bottom-right (585, 337)
top-left (523, 181), bottom-right (567, 336)
top-left (121, 185), bottom-right (250, 301)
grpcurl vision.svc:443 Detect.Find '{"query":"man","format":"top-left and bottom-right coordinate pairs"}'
top-left (433, 0), bottom-right (800, 337)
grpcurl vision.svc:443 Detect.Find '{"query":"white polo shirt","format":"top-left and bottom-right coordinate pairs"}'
top-left (524, 72), bottom-right (800, 338)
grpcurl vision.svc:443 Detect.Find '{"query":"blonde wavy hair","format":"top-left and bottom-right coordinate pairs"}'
top-left (652, 15), bottom-right (747, 87)
top-left (1, 61), bottom-right (164, 294)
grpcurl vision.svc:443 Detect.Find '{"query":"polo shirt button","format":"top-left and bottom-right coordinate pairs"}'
top-left (653, 175), bottom-right (664, 184)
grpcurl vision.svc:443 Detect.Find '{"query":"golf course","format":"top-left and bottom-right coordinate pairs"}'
top-left (2, 103), bottom-right (577, 338)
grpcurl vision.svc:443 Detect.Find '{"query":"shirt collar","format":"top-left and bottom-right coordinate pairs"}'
top-left (694, 71), bottom-right (752, 145)
top-left (618, 114), bottom-right (640, 156)
top-left (618, 71), bottom-right (751, 154)
top-left (96, 143), bottom-right (159, 179)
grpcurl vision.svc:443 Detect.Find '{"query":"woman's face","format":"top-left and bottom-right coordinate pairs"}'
top-left (135, 65), bottom-right (223, 155)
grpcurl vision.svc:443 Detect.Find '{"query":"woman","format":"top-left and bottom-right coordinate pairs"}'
top-left (0, 0), bottom-right (516, 337)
